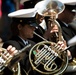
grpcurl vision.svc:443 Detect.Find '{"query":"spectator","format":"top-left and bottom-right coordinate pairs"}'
top-left (1, 0), bottom-right (16, 42)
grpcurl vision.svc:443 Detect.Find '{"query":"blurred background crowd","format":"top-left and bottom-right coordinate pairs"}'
top-left (0, 0), bottom-right (20, 43)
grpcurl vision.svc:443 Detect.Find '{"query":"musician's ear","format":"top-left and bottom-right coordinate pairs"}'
top-left (18, 24), bottom-right (22, 30)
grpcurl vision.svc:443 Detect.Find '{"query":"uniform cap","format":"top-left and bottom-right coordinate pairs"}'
top-left (58, 0), bottom-right (76, 12)
top-left (8, 8), bottom-right (38, 28)
top-left (58, 0), bottom-right (76, 5)
top-left (8, 8), bottom-right (37, 18)
top-left (35, 1), bottom-right (45, 15)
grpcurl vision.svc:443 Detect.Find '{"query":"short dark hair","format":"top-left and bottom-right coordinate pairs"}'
top-left (11, 21), bottom-right (20, 36)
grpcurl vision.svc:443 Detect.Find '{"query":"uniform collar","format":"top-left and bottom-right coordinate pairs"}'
top-left (62, 22), bottom-right (69, 27)
top-left (18, 36), bottom-right (29, 45)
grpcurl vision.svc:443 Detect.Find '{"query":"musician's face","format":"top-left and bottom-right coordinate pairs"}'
top-left (36, 13), bottom-right (44, 24)
top-left (59, 9), bottom-right (76, 24)
top-left (66, 9), bottom-right (76, 23)
top-left (18, 24), bottom-right (35, 40)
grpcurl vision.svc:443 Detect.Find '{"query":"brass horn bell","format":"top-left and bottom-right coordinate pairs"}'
top-left (29, 0), bottom-right (68, 75)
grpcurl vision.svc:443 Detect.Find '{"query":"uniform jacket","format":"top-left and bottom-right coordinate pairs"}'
top-left (57, 19), bottom-right (76, 58)
top-left (2, 36), bottom-right (40, 75)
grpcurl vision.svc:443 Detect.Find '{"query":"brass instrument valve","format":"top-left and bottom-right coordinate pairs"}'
top-left (0, 49), bottom-right (13, 72)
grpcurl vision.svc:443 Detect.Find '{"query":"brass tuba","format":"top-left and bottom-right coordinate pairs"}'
top-left (29, 0), bottom-right (68, 75)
